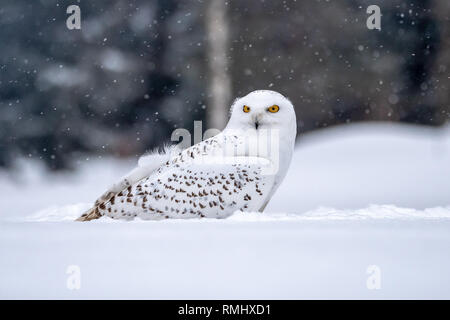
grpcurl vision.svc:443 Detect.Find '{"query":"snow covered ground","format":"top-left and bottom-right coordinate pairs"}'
top-left (1, 122), bottom-right (450, 299)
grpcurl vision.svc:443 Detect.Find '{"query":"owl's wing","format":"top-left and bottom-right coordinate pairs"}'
top-left (77, 135), bottom-right (278, 221)
top-left (99, 155), bottom-right (277, 220)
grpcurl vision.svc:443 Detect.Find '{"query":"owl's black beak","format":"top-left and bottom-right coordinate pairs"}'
top-left (254, 121), bottom-right (260, 130)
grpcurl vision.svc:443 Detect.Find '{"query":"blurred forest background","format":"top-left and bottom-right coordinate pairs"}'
top-left (0, 0), bottom-right (449, 170)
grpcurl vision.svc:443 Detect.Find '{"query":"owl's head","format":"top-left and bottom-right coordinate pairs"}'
top-left (226, 90), bottom-right (296, 134)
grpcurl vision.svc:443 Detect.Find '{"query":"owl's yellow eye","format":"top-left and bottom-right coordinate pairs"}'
top-left (243, 105), bottom-right (251, 113)
top-left (268, 105), bottom-right (280, 113)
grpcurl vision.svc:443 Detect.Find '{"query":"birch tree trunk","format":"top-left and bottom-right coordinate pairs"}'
top-left (206, 0), bottom-right (231, 131)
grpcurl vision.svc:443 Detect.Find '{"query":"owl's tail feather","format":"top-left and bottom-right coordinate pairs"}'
top-left (76, 206), bottom-right (102, 221)
top-left (76, 190), bottom-right (115, 221)
top-left (76, 144), bottom-right (182, 222)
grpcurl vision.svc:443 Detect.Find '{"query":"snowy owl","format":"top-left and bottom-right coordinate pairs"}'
top-left (77, 90), bottom-right (296, 221)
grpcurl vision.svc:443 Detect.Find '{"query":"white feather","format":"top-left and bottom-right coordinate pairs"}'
top-left (138, 144), bottom-right (181, 168)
